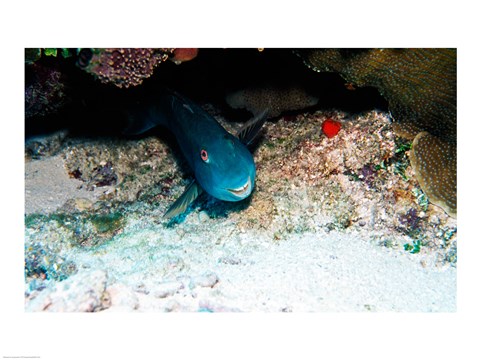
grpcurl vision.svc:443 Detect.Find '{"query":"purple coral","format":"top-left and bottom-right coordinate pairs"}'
top-left (399, 208), bottom-right (421, 230)
top-left (88, 161), bottom-right (118, 189)
top-left (78, 48), bottom-right (174, 88)
top-left (360, 163), bottom-right (377, 188)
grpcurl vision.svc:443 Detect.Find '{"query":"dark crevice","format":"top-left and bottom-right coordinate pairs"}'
top-left (25, 48), bottom-right (388, 139)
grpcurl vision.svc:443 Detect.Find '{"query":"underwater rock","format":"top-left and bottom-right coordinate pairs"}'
top-left (25, 130), bottom-right (68, 159)
top-left (153, 281), bottom-right (185, 298)
top-left (104, 283), bottom-right (139, 311)
top-left (295, 48), bottom-right (456, 216)
top-left (410, 132), bottom-right (456, 217)
top-left (77, 48), bottom-right (174, 88)
top-left (25, 62), bottom-right (69, 119)
top-left (190, 272), bottom-right (219, 288)
top-left (25, 270), bottom-right (108, 312)
top-left (225, 84), bottom-right (319, 118)
top-left (87, 161), bottom-right (118, 190)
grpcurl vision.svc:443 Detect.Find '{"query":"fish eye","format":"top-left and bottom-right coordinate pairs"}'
top-left (200, 149), bottom-right (209, 162)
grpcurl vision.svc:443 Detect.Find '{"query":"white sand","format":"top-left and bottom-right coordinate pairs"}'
top-left (25, 155), bottom-right (106, 214)
top-left (26, 214), bottom-right (456, 312)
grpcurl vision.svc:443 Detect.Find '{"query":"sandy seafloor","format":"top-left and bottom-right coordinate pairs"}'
top-left (26, 222), bottom-right (456, 312)
top-left (22, 108), bottom-right (457, 312)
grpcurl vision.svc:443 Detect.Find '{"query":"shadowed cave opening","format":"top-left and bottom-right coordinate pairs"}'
top-left (25, 48), bottom-right (388, 138)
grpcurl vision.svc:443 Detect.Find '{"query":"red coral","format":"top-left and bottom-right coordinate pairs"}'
top-left (322, 118), bottom-right (341, 138)
top-left (170, 48), bottom-right (199, 65)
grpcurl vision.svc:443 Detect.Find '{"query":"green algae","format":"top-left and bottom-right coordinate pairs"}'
top-left (404, 240), bottom-right (423, 254)
top-left (90, 212), bottom-right (125, 235)
top-left (24, 209), bottom-right (127, 290)
top-left (25, 48), bottom-right (42, 63)
top-left (374, 138), bottom-right (411, 181)
top-left (139, 164), bottom-right (153, 175)
top-left (25, 211), bottom-right (126, 248)
top-left (25, 213), bottom-right (70, 228)
top-left (412, 188), bottom-right (429, 212)
top-left (43, 48), bottom-right (58, 57)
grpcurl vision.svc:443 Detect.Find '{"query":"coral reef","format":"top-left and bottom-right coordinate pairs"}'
top-left (410, 132), bottom-right (456, 217)
top-left (25, 62), bottom-right (69, 118)
top-left (23, 48), bottom-right (458, 312)
top-left (77, 48), bottom-right (174, 88)
top-left (225, 84), bottom-right (319, 118)
top-left (295, 48), bottom-right (457, 217)
top-left (61, 136), bottom-right (179, 206)
top-left (232, 109), bottom-right (456, 261)
top-left (24, 105), bottom-right (457, 312)
top-left (295, 49), bottom-right (456, 140)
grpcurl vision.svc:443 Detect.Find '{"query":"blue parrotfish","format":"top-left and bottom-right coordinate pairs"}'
top-left (124, 89), bottom-right (268, 219)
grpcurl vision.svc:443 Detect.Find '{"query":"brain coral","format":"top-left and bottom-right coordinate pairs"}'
top-left (295, 48), bottom-right (457, 217)
top-left (78, 48), bottom-right (174, 88)
top-left (225, 84), bottom-right (319, 118)
top-left (410, 132), bottom-right (456, 217)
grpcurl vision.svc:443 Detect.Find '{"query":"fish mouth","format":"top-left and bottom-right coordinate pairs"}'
top-left (227, 178), bottom-right (252, 198)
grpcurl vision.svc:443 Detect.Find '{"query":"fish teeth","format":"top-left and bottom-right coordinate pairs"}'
top-left (228, 178), bottom-right (251, 196)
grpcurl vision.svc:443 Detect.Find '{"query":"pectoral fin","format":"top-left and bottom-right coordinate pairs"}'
top-left (235, 108), bottom-right (269, 146)
top-left (163, 180), bottom-right (204, 219)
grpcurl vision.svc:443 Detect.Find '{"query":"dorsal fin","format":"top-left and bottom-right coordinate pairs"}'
top-left (235, 108), bottom-right (269, 146)
top-left (122, 89), bottom-right (175, 135)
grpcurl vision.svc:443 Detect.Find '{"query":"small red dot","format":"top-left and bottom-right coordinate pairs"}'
top-left (322, 118), bottom-right (342, 138)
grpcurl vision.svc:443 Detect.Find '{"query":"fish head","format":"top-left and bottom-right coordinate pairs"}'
top-left (193, 133), bottom-right (256, 202)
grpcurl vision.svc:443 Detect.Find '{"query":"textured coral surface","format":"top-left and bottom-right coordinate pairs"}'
top-left (410, 132), bottom-right (457, 217)
top-left (79, 48), bottom-right (174, 88)
top-left (296, 48), bottom-right (457, 218)
top-left (296, 48), bottom-right (456, 141)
